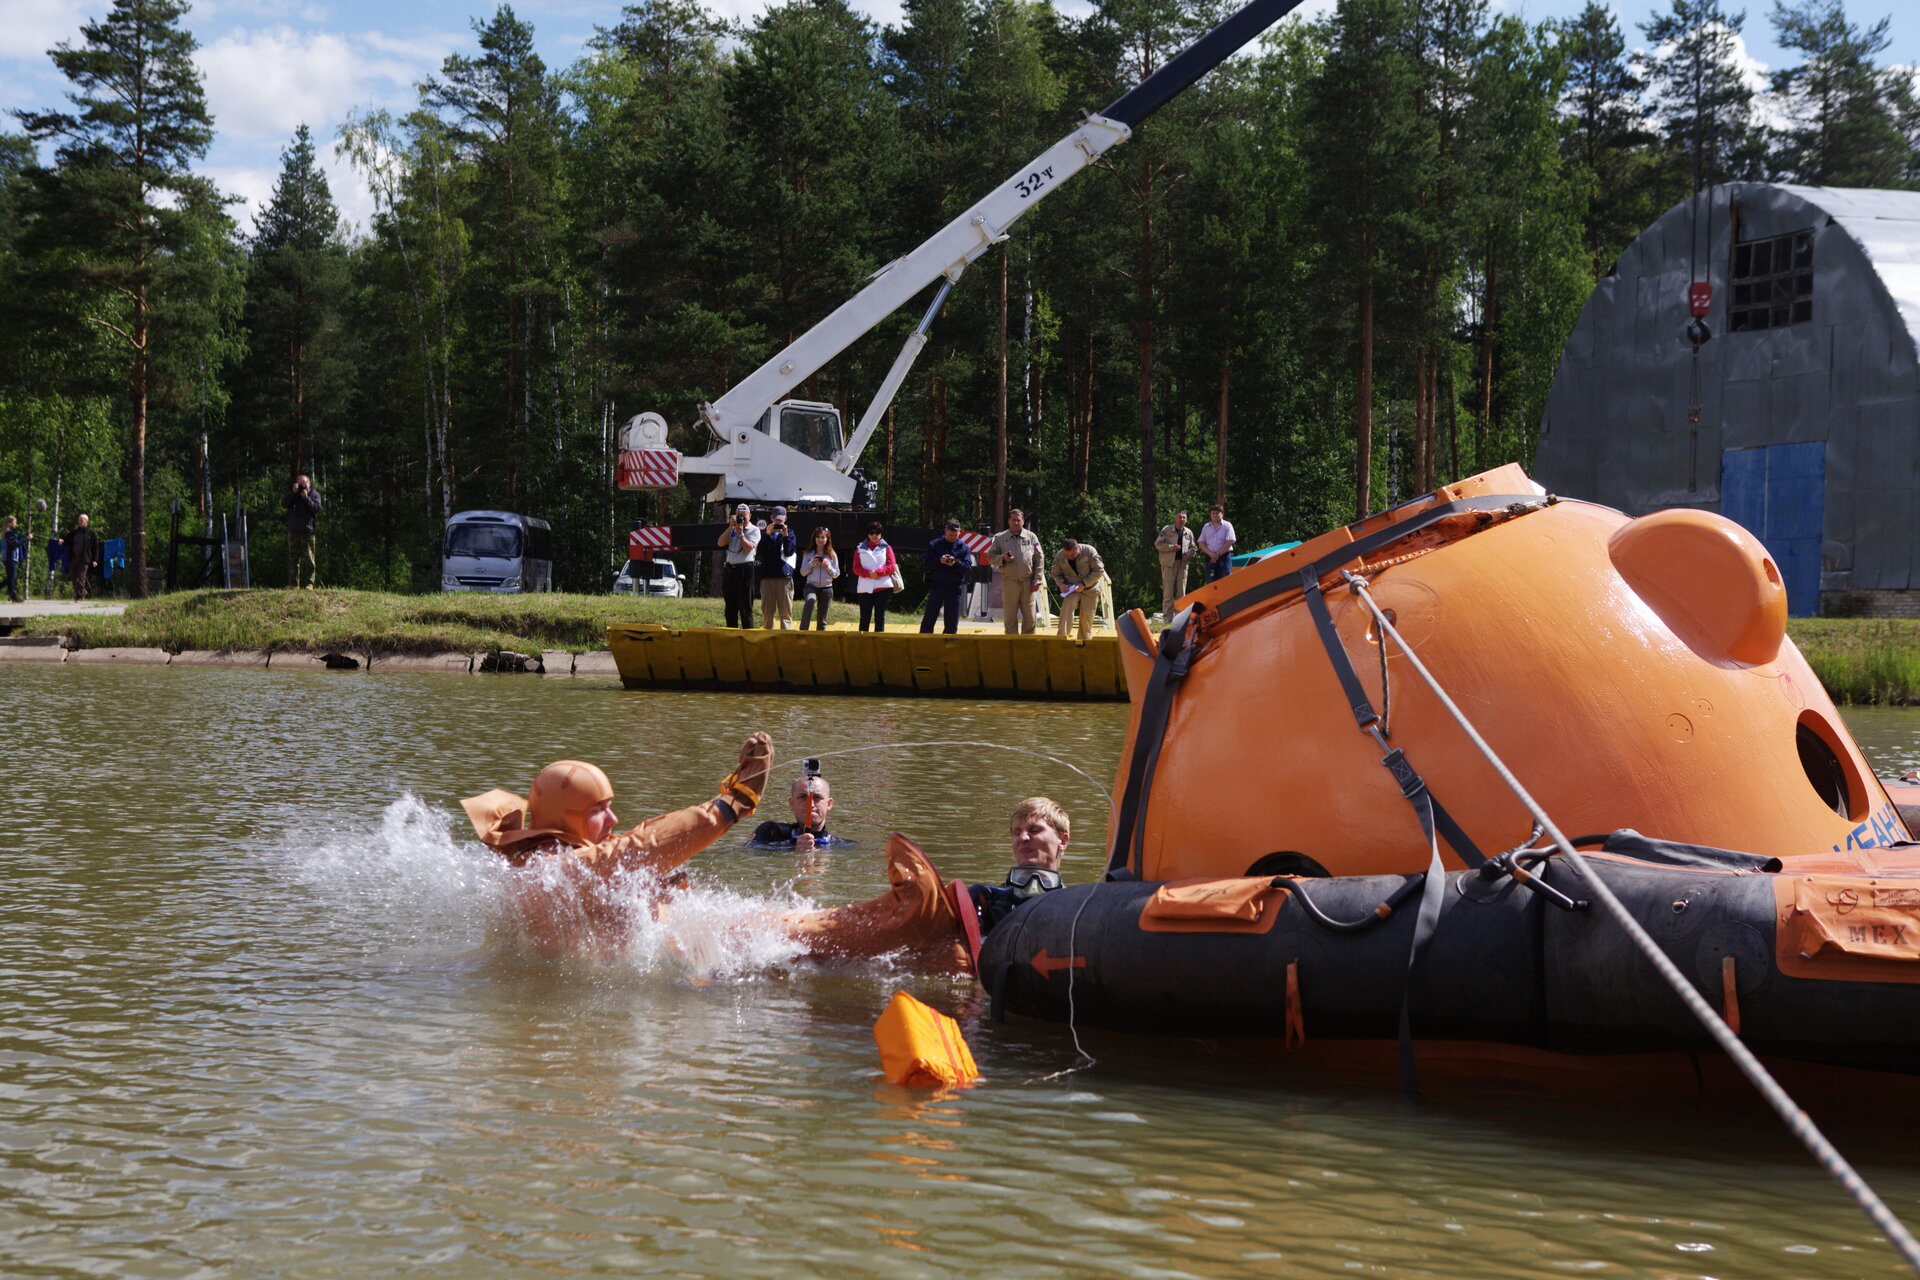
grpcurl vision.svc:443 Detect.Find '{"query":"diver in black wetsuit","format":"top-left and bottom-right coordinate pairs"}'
top-left (968, 797), bottom-right (1070, 932)
top-left (747, 765), bottom-right (857, 852)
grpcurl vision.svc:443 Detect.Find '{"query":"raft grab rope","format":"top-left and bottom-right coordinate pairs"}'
top-left (1341, 569), bottom-right (1920, 1277)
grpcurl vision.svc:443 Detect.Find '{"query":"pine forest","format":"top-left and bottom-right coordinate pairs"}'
top-left (2, 0), bottom-right (1918, 609)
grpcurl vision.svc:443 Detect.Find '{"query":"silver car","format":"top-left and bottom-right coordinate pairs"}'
top-left (612, 558), bottom-right (684, 598)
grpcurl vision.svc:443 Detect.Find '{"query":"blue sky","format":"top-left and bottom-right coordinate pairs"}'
top-left (4, 0), bottom-right (1917, 236)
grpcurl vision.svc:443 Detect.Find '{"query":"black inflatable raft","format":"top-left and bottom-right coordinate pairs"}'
top-left (978, 831), bottom-right (1920, 1073)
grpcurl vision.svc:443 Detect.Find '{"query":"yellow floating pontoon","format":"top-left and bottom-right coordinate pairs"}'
top-left (606, 624), bottom-right (1124, 699)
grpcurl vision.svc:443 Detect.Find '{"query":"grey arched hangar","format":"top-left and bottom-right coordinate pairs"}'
top-left (1536, 183), bottom-right (1920, 617)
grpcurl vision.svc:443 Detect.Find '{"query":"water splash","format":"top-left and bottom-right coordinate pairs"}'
top-left (290, 794), bottom-right (507, 947)
top-left (292, 795), bottom-right (819, 980)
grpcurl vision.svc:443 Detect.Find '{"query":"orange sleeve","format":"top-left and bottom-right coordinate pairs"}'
top-left (568, 798), bottom-right (738, 878)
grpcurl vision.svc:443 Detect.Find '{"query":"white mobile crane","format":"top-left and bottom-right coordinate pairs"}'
top-left (615, 0), bottom-right (1307, 518)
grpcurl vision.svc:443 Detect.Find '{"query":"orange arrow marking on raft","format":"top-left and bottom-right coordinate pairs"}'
top-left (1031, 949), bottom-right (1087, 978)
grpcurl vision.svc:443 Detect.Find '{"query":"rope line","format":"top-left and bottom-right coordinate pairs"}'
top-left (1342, 571), bottom-right (1920, 1277)
top-left (1034, 889), bottom-right (1100, 1081)
top-left (797, 740), bottom-right (1112, 809)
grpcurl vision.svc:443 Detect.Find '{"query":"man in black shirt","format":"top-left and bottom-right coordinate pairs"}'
top-left (65, 514), bottom-right (101, 601)
top-left (748, 773), bottom-right (855, 852)
top-left (285, 475), bottom-right (321, 589)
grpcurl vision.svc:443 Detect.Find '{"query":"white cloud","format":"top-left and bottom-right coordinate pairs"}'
top-left (0, 0), bottom-right (92, 60)
top-left (199, 0), bottom-right (336, 19)
top-left (203, 161), bottom-right (280, 221)
top-left (196, 24), bottom-right (438, 144)
top-left (355, 28), bottom-right (470, 67)
top-left (1729, 27), bottom-right (1772, 92)
top-left (204, 138), bottom-right (377, 238)
top-left (321, 141), bottom-right (377, 237)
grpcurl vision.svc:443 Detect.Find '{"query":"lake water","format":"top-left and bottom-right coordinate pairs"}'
top-left (7, 664), bottom-right (1920, 1277)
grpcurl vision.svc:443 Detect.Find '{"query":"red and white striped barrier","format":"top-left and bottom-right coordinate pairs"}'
top-left (955, 531), bottom-right (994, 557)
top-left (628, 527), bottom-right (672, 559)
top-left (617, 448), bottom-right (680, 490)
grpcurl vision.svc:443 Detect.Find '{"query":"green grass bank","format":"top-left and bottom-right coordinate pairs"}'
top-left (12, 589), bottom-right (735, 656)
top-left (13, 591), bottom-right (1920, 704)
top-left (1790, 618), bottom-right (1920, 706)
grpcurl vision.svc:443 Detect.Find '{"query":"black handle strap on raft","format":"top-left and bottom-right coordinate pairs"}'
top-left (1398, 788), bottom-right (1448, 1094)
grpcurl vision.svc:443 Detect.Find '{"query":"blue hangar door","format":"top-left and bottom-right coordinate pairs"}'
top-left (1720, 442), bottom-right (1824, 616)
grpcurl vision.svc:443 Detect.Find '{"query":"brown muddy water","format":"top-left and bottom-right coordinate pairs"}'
top-left (7, 664), bottom-right (1920, 1277)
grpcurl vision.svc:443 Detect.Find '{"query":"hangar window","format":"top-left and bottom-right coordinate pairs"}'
top-left (1729, 229), bottom-right (1813, 332)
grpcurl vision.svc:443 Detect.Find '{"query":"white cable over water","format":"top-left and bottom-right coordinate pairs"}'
top-left (1344, 570), bottom-right (1920, 1277)
top-left (798, 741), bottom-right (1112, 809)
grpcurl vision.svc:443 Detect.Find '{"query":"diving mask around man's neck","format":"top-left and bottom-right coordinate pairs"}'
top-left (1003, 865), bottom-right (1063, 901)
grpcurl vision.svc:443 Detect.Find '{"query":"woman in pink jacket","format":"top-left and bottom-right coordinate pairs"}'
top-left (852, 521), bottom-right (897, 632)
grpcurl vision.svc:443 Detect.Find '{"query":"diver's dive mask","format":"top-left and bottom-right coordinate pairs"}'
top-left (1002, 865), bottom-right (1064, 901)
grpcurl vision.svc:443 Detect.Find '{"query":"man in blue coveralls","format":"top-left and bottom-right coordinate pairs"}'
top-left (920, 519), bottom-right (973, 634)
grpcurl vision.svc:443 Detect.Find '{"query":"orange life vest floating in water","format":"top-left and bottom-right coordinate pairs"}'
top-left (1106, 464), bottom-right (1907, 882)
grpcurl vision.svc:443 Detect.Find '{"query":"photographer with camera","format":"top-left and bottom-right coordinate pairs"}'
top-left (747, 760), bottom-right (854, 852)
top-left (755, 504), bottom-right (798, 628)
top-left (715, 503), bottom-right (762, 628)
top-left (285, 474), bottom-right (322, 589)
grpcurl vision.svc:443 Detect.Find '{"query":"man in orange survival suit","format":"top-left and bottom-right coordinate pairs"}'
top-left (463, 734), bottom-right (971, 971)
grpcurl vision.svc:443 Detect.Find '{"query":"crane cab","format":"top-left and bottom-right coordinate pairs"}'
top-left (674, 398), bottom-right (866, 507)
top-left (755, 400), bottom-right (844, 462)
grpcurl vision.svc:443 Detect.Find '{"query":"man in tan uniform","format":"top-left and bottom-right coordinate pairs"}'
top-left (1155, 510), bottom-right (1197, 619)
top-left (987, 509), bottom-right (1045, 634)
top-left (1052, 537), bottom-right (1105, 640)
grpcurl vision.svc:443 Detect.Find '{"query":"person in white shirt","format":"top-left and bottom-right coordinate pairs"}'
top-left (1198, 503), bottom-right (1236, 584)
top-left (715, 503), bottom-right (762, 627)
top-left (851, 522), bottom-right (898, 632)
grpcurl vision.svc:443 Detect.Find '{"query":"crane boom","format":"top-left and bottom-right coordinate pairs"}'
top-left (649, 0), bottom-right (1311, 507)
top-left (699, 113), bottom-right (1131, 444)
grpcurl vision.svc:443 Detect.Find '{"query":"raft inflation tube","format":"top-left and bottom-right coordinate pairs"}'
top-left (981, 831), bottom-right (1920, 1071)
top-left (982, 463), bottom-right (1920, 1076)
